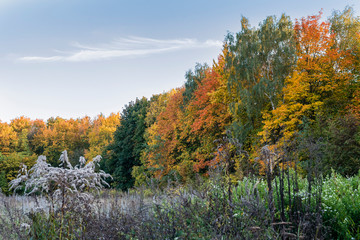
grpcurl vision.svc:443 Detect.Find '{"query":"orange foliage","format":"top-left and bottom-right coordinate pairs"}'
top-left (142, 52), bottom-right (232, 181)
top-left (187, 54), bottom-right (232, 172)
top-left (261, 12), bottom-right (355, 143)
top-left (30, 116), bottom-right (92, 164)
top-left (144, 88), bottom-right (185, 178)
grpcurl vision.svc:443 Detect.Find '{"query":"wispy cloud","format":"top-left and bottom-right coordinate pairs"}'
top-left (19, 36), bottom-right (223, 62)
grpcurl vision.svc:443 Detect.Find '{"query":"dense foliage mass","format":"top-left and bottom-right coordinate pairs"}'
top-left (1, 8), bottom-right (360, 191)
top-left (1, 7), bottom-right (360, 239)
top-left (0, 113), bottom-right (120, 193)
top-left (101, 98), bottom-right (149, 190)
top-left (112, 8), bottom-right (359, 189)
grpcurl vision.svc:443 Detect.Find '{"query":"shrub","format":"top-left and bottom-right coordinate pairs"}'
top-left (9, 151), bottom-right (111, 239)
top-left (321, 171), bottom-right (360, 239)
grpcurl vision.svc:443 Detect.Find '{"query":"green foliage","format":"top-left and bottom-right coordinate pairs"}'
top-left (0, 171), bottom-right (7, 194)
top-left (323, 115), bottom-right (360, 176)
top-left (225, 14), bottom-right (295, 145)
top-left (1, 12), bottom-right (360, 239)
top-left (322, 171), bottom-right (360, 239)
top-left (330, 6), bottom-right (360, 58)
top-left (29, 213), bottom-right (58, 240)
top-left (183, 63), bottom-right (209, 106)
top-left (0, 152), bottom-right (36, 194)
top-left (3, 166), bottom-right (360, 239)
top-left (103, 97), bottom-right (149, 191)
top-left (144, 93), bottom-right (169, 127)
top-left (296, 114), bottom-right (360, 177)
top-left (28, 210), bottom-right (89, 240)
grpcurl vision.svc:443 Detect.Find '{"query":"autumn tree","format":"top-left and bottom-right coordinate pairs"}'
top-left (259, 10), bottom-right (360, 176)
top-left (0, 117), bottom-right (37, 193)
top-left (138, 64), bottom-right (212, 183)
top-left (182, 52), bottom-right (232, 174)
top-left (183, 63), bottom-right (209, 106)
top-left (30, 117), bottom-right (91, 166)
top-left (138, 51), bottom-right (233, 183)
top-left (261, 12), bottom-right (356, 144)
top-left (0, 114), bottom-right (121, 193)
top-left (330, 7), bottom-right (360, 118)
top-left (10, 116), bottom-right (33, 154)
top-left (140, 89), bottom-right (184, 180)
top-left (0, 121), bottom-right (18, 155)
top-left (85, 113), bottom-right (120, 160)
top-left (0, 152), bottom-right (36, 194)
top-left (225, 14), bottom-right (295, 148)
top-left (27, 119), bottom-right (46, 155)
top-left (132, 92), bottom-right (170, 185)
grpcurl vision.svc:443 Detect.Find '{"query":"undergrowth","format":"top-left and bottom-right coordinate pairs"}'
top-left (1, 147), bottom-right (360, 239)
top-left (1, 169), bottom-right (360, 239)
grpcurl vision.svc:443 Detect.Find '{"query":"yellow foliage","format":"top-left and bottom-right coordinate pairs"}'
top-left (0, 121), bottom-right (18, 155)
top-left (85, 113), bottom-right (120, 160)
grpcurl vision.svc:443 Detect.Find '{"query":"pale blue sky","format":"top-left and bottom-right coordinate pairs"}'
top-left (1, 0), bottom-right (359, 122)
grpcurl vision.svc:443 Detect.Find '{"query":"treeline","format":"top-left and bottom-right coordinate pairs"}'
top-left (102, 8), bottom-right (360, 190)
top-left (0, 113), bottom-right (120, 193)
top-left (1, 8), bottom-right (360, 193)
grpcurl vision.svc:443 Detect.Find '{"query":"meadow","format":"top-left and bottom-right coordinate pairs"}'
top-left (1, 165), bottom-right (360, 239)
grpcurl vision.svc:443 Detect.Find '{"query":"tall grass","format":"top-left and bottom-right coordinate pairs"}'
top-left (1, 144), bottom-right (360, 239)
top-left (2, 169), bottom-right (360, 239)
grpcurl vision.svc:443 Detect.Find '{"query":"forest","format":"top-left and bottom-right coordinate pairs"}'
top-left (1, 7), bottom-right (360, 239)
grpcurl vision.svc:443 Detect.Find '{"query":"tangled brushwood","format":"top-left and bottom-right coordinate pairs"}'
top-left (2, 151), bottom-right (112, 239)
top-left (0, 146), bottom-right (359, 239)
top-left (10, 151), bottom-right (111, 213)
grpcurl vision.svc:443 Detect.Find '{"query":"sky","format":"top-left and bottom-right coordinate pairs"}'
top-left (1, 0), bottom-right (359, 122)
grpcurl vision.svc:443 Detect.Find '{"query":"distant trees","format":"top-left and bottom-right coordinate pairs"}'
top-left (0, 117), bottom-right (36, 194)
top-left (30, 117), bottom-right (91, 166)
top-left (85, 113), bottom-right (120, 160)
top-left (0, 114), bottom-right (120, 193)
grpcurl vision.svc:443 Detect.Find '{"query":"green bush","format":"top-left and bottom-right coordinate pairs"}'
top-left (321, 171), bottom-right (360, 239)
